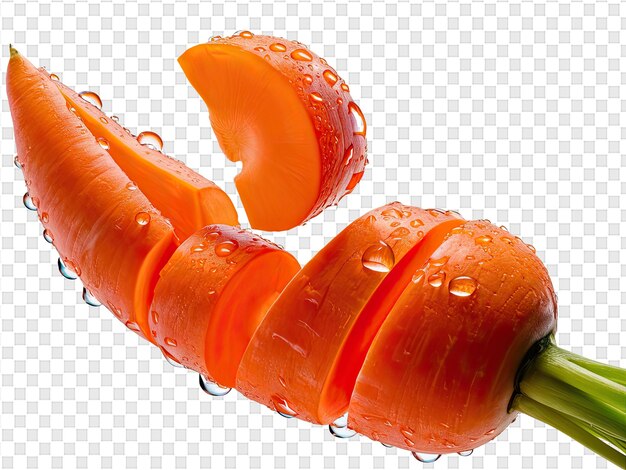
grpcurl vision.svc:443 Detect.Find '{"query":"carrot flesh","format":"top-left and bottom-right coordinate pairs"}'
top-left (149, 224), bottom-right (300, 386)
top-left (54, 79), bottom-right (239, 240)
top-left (179, 34), bottom-right (367, 231)
top-left (8, 48), bottom-right (178, 344)
top-left (348, 221), bottom-right (557, 452)
top-left (236, 203), bottom-right (462, 423)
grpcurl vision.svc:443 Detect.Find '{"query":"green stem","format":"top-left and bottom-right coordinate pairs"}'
top-left (511, 335), bottom-right (626, 469)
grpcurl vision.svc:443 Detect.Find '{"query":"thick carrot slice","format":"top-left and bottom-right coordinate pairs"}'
top-left (52, 78), bottom-right (239, 240)
top-left (236, 203), bottom-right (463, 423)
top-left (150, 224), bottom-right (300, 386)
top-left (7, 48), bottom-right (178, 343)
top-left (348, 221), bottom-right (557, 452)
top-left (179, 33), bottom-right (367, 231)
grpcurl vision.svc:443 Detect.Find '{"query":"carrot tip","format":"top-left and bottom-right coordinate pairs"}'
top-left (9, 44), bottom-right (19, 58)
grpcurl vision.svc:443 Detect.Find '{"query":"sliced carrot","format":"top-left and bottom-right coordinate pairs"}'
top-left (150, 224), bottom-right (300, 386)
top-left (52, 78), bottom-right (239, 240)
top-left (348, 221), bottom-right (557, 452)
top-left (179, 33), bottom-right (367, 231)
top-left (7, 47), bottom-right (178, 343)
top-left (236, 203), bottom-right (463, 423)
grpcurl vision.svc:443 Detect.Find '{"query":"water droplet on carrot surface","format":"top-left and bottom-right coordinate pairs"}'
top-left (475, 235), bottom-right (493, 245)
top-left (410, 219), bottom-right (424, 228)
top-left (151, 310), bottom-right (159, 325)
top-left (162, 350), bottom-right (183, 368)
top-left (126, 181), bottom-right (137, 191)
top-left (135, 212), bottom-right (151, 226)
top-left (164, 337), bottom-right (177, 347)
top-left (381, 208), bottom-right (403, 219)
top-left (430, 256), bottom-right (449, 267)
top-left (428, 271), bottom-right (446, 287)
top-left (137, 131), bottom-right (163, 151)
top-left (336, 97), bottom-right (343, 105)
top-left (238, 30), bottom-right (254, 38)
top-left (97, 137), bottom-right (109, 150)
top-left (303, 74), bottom-right (313, 86)
top-left (40, 212), bottom-right (49, 223)
top-left (458, 449), bottom-right (474, 456)
top-left (111, 115), bottom-right (119, 122)
top-left (199, 374), bottom-right (231, 396)
top-left (272, 395), bottom-right (297, 418)
top-left (340, 82), bottom-right (350, 92)
top-left (501, 236), bottom-right (513, 245)
top-left (309, 91), bottom-right (323, 104)
top-left (290, 49), bottom-right (313, 61)
top-left (78, 91), bottom-right (102, 109)
top-left (348, 102), bottom-right (366, 136)
top-left (362, 241), bottom-right (395, 273)
top-left (49, 73), bottom-right (60, 81)
top-left (23, 192), bottom-right (37, 211)
top-left (449, 276), bottom-right (477, 297)
top-left (58, 258), bottom-right (78, 280)
top-left (329, 422), bottom-right (357, 439)
top-left (323, 69), bottom-right (339, 86)
top-left (209, 35), bottom-right (222, 42)
top-left (390, 227), bottom-right (410, 239)
top-left (82, 287), bottom-right (101, 306)
top-left (343, 145), bottom-right (354, 166)
top-left (527, 244), bottom-right (537, 253)
top-left (43, 229), bottom-right (54, 244)
top-left (412, 452), bottom-right (441, 463)
top-left (215, 240), bottom-right (238, 257)
top-left (14, 156), bottom-right (22, 170)
top-left (125, 321), bottom-right (141, 333)
top-left (412, 269), bottom-right (426, 284)
top-left (191, 242), bottom-right (207, 253)
top-left (270, 43), bottom-right (287, 52)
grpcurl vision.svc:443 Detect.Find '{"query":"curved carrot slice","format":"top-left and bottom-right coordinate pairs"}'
top-left (150, 224), bottom-right (300, 386)
top-left (236, 203), bottom-right (463, 423)
top-left (53, 78), bottom-right (239, 240)
top-left (348, 221), bottom-right (557, 452)
top-left (179, 33), bottom-right (367, 231)
top-left (7, 48), bottom-right (177, 343)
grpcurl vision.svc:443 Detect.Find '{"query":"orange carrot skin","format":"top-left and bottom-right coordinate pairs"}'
top-left (150, 224), bottom-right (300, 386)
top-left (236, 203), bottom-right (462, 423)
top-left (348, 221), bottom-right (557, 452)
top-left (54, 78), bottom-right (239, 240)
top-left (8, 50), bottom-right (178, 343)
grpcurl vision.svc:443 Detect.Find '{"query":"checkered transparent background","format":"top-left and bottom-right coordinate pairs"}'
top-left (1, 1), bottom-right (624, 469)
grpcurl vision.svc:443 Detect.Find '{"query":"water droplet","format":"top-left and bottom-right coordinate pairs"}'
top-left (215, 240), bottom-right (238, 257)
top-left (332, 413), bottom-right (348, 428)
top-left (412, 452), bottom-right (441, 463)
top-left (58, 258), bottom-right (78, 280)
top-left (82, 287), bottom-right (101, 306)
top-left (78, 91), bottom-right (103, 109)
top-left (254, 46), bottom-right (265, 52)
top-left (40, 212), bottom-right (49, 223)
top-left (111, 115), bottom-right (119, 122)
top-left (348, 102), bottom-right (366, 136)
top-left (23, 192), bottom-right (37, 211)
top-left (191, 242), bottom-right (207, 253)
top-left (449, 276), bottom-right (477, 297)
top-left (162, 350), bottom-right (183, 368)
top-left (390, 227), bottom-right (410, 239)
top-left (14, 156), bottom-right (22, 170)
top-left (137, 131), bottom-right (163, 151)
top-left (67, 103), bottom-right (77, 114)
top-left (199, 374), bottom-right (231, 396)
top-left (329, 424), bottom-right (357, 439)
top-left (164, 337), bottom-right (177, 347)
top-left (362, 241), bottom-right (395, 273)
top-left (458, 449), bottom-right (474, 457)
top-left (269, 43), bottom-right (287, 52)
top-left (207, 290), bottom-right (216, 296)
top-left (151, 310), bottom-right (159, 325)
top-left (428, 271), bottom-right (446, 287)
top-left (323, 69), bottom-right (339, 86)
top-left (344, 170), bottom-right (364, 192)
top-left (340, 83), bottom-right (350, 92)
top-left (97, 137), bottom-right (109, 150)
top-left (430, 256), bottom-right (449, 267)
top-left (410, 219), bottom-right (424, 229)
top-left (290, 48), bottom-right (313, 61)
top-left (303, 74), bottom-right (313, 86)
top-left (309, 91), bottom-right (323, 104)
top-left (527, 244), bottom-right (537, 253)
top-left (126, 181), bottom-right (137, 191)
top-left (49, 73), bottom-right (60, 81)
top-left (238, 30), bottom-right (254, 38)
top-left (336, 97), bottom-right (344, 105)
top-left (272, 395), bottom-right (297, 418)
top-left (209, 35), bottom-right (222, 42)
top-left (125, 321), bottom-right (141, 333)
top-left (412, 269), bottom-right (426, 284)
top-left (485, 428), bottom-right (496, 435)
top-left (381, 208), bottom-right (403, 219)
top-left (43, 229), bottom-right (54, 244)
top-left (475, 235), bottom-right (493, 245)
top-left (501, 236), bottom-right (513, 245)
top-left (135, 212), bottom-right (151, 226)
top-left (381, 442), bottom-right (393, 448)
top-left (343, 145), bottom-right (354, 166)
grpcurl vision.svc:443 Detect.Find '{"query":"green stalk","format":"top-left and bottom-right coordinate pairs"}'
top-left (510, 335), bottom-right (626, 469)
